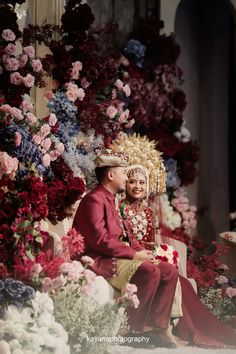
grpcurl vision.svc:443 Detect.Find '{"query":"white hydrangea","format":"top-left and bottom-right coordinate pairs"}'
top-left (0, 292), bottom-right (70, 354)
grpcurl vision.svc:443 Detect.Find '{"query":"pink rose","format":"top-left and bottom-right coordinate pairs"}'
top-left (26, 112), bottom-right (37, 125)
top-left (48, 113), bottom-right (57, 126)
top-left (111, 89), bottom-right (117, 99)
top-left (65, 82), bottom-right (78, 91)
top-left (14, 132), bottom-right (22, 147)
top-left (81, 77), bottom-right (90, 89)
top-left (84, 269), bottom-right (97, 285)
top-left (11, 107), bottom-right (24, 120)
top-left (1, 29), bottom-right (16, 42)
top-left (130, 294), bottom-right (140, 309)
top-left (81, 256), bottom-right (94, 266)
top-left (21, 100), bottom-right (33, 112)
top-left (0, 152), bottom-right (18, 179)
top-left (106, 106), bottom-right (118, 119)
top-left (30, 263), bottom-right (43, 277)
top-left (2, 54), bottom-right (9, 63)
top-left (72, 61), bottom-right (83, 71)
top-left (32, 134), bottom-right (42, 145)
top-left (31, 59), bottom-right (42, 72)
top-left (23, 46), bottom-right (35, 59)
top-left (51, 276), bottom-right (65, 289)
top-left (123, 84), bottom-right (131, 97)
top-left (10, 72), bottom-right (23, 85)
top-left (55, 142), bottom-right (64, 154)
top-left (125, 118), bottom-right (135, 128)
top-left (42, 153), bottom-right (51, 167)
top-left (19, 54), bottom-right (28, 68)
top-left (217, 275), bottom-right (229, 285)
top-left (70, 67), bottom-right (80, 80)
top-left (124, 283), bottom-right (137, 296)
top-left (49, 150), bottom-right (58, 161)
top-left (225, 287), bottom-right (236, 298)
top-left (76, 88), bottom-right (85, 101)
top-left (43, 90), bottom-right (55, 101)
top-left (4, 57), bottom-right (19, 71)
top-left (5, 43), bottom-right (16, 55)
top-left (39, 123), bottom-right (51, 138)
top-left (115, 79), bottom-right (123, 90)
top-left (41, 277), bottom-right (52, 291)
top-left (119, 109), bottom-right (129, 123)
top-left (0, 104), bottom-right (12, 113)
top-left (23, 74), bottom-right (35, 88)
top-left (66, 90), bottom-right (77, 102)
top-left (41, 137), bottom-right (52, 153)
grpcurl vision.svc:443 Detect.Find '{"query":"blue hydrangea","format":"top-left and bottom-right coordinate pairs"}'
top-left (164, 158), bottom-right (181, 190)
top-left (48, 92), bottom-right (80, 144)
top-left (0, 278), bottom-right (35, 317)
top-left (123, 39), bottom-right (146, 68)
top-left (0, 123), bottom-right (46, 176)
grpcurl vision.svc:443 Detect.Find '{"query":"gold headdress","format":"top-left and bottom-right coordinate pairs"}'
top-left (111, 133), bottom-right (166, 195)
top-left (94, 148), bottom-right (129, 168)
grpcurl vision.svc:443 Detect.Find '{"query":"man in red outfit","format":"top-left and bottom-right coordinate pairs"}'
top-left (73, 149), bottom-right (179, 347)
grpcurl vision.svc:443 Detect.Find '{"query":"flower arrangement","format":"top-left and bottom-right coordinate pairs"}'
top-left (0, 291), bottom-right (70, 354)
top-left (52, 278), bottom-right (138, 354)
top-left (153, 243), bottom-right (179, 268)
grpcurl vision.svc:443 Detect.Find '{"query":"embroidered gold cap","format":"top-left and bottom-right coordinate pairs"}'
top-left (94, 149), bottom-right (129, 168)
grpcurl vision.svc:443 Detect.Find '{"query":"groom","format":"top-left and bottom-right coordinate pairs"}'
top-left (73, 149), bottom-right (179, 348)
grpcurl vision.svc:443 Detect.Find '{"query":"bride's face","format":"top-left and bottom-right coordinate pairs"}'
top-left (126, 172), bottom-right (147, 200)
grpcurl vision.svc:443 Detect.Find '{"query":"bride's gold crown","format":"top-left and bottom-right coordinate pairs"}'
top-left (111, 133), bottom-right (166, 195)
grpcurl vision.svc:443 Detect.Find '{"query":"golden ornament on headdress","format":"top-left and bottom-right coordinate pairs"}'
top-left (111, 133), bottom-right (166, 195)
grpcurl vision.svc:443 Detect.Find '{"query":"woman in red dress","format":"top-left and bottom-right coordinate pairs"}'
top-left (119, 165), bottom-right (236, 348)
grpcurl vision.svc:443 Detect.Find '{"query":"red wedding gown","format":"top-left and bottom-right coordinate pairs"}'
top-left (120, 198), bottom-right (236, 348)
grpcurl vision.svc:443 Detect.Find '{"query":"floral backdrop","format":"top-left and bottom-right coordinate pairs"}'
top-left (0, 0), bottom-right (235, 353)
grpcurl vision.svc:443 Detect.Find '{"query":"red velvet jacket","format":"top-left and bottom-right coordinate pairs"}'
top-left (73, 185), bottom-right (144, 277)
